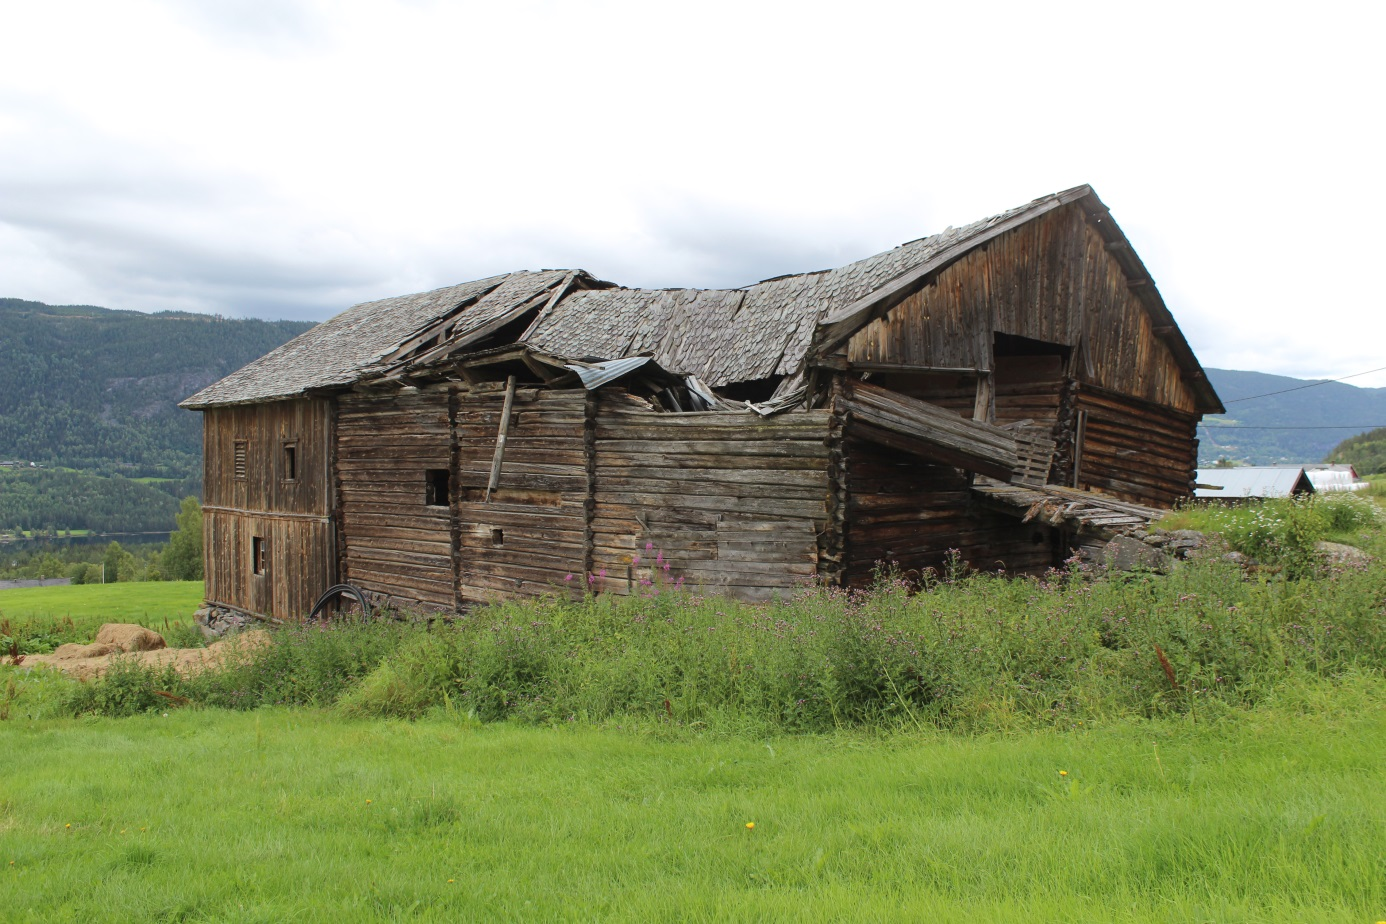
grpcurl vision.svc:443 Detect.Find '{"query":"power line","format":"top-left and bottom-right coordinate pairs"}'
top-left (1199, 424), bottom-right (1386, 430)
top-left (1222, 365), bottom-right (1386, 404)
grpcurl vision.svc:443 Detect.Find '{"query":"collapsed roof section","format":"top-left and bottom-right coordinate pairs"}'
top-left (181, 270), bottom-right (581, 409)
top-left (182, 185), bottom-right (1220, 414)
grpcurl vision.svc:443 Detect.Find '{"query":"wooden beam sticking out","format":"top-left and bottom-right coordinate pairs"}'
top-left (518, 271), bottom-right (579, 343)
top-left (484, 375), bottom-right (517, 503)
top-left (521, 353), bottom-right (563, 383)
top-left (1126, 279), bottom-right (1151, 289)
top-left (841, 379), bottom-right (1018, 481)
top-left (972, 371), bottom-right (995, 424)
top-left (849, 362), bottom-right (980, 376)
top-left (1072, 409), bottom-right (1088, 489)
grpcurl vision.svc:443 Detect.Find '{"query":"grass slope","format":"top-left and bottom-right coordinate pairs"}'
top-left (1, 686), bottom-right (1382, 923)
top-left (0, 582), bottom-right (204, 649)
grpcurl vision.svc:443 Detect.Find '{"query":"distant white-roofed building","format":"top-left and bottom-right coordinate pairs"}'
top-left (1299, 464), bottom-right (1369, 493)
top-left (1194, 467), bottom-right (1315, 499)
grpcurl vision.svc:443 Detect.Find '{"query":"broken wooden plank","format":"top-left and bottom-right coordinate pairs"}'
top-left (484, 376), bottom-right (517, 502)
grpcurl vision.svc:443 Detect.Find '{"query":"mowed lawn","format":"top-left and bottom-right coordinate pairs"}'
top-left (1, 682), bottom-right (1382, 923)
top-left (0, 581), bottom-right (203, 639)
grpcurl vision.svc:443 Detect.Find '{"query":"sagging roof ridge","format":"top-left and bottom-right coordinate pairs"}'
top-left (183, 185), bottom-right (1219, 412)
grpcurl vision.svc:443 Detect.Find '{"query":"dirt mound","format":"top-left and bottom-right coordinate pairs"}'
top-left (15, 623), bottom-right (272, 680)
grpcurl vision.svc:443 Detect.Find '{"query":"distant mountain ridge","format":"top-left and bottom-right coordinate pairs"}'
top-left (0, 297), bottom-right (313, 482)
top-left (1201, 368), bottom-right (1386, 465)
top-left (1, 297), bottom-right (1379, 522)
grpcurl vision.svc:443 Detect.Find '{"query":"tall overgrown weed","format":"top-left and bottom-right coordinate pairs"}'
top-left (1160, 493), bottom-right (1385, 577)
top-left (60, 555), bottom-right (1386, 733)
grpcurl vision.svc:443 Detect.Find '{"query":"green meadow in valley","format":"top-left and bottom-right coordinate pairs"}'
top-left (0, 581), bottom-right (204, 652)
top-left (1, 494), bottom-right (1384, 921)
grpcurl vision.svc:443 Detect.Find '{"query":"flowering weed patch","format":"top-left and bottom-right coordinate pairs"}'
top-left (51, 556), bottom-right (1386, 733)
top-left (1160, 493), bottom-right (1385, 575)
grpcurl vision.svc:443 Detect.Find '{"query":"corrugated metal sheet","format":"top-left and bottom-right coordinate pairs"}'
top-left (562, 356), bottom-right (658, 389)
top-left (1194, 467), bottom-right (1314, 499)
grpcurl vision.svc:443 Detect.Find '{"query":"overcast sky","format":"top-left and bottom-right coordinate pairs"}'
top-left (2, 0), bottom-right (1383, 386)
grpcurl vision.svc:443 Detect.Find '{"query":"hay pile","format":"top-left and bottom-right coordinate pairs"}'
top-left (16, 623), bottom-right (270, 680)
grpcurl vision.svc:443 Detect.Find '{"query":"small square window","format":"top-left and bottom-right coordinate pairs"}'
top-left (491, 528), bottom-right (504, 547)
top-left (252, 536), bottom-right (268, 575)
top-left (425, 468), bottom-right (450, 507)
top-left (281, 442), bottom-right (297, 482)
top-left (234, 440), bottom-right (248, 480)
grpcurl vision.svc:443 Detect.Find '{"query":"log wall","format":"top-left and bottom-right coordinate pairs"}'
top-left (337, 389), bottom-right (454, 610)
top-left (1073, 383), bottom-right (1199, 508)
top-left (592, 393), bottom-right (831, 602)
top-left (202, 399), bottom-right (335, 619)
top-left (455, 388), bottom-right (589, 603)
top-left (868, 355), bottom-right (1064, 427)
top-left (839, 436), bottom-right (1054, 586)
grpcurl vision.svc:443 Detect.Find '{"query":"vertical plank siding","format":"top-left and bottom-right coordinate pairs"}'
top-left (844, 203), bottom-right (1199, 413)
top-left (203, 400), bottom-right (332, 515)
top-left (202, 399), bottom-right (335, 618)
top-left (454, 388), bottom-right (589, 603)
top-left (337, 390), bottom-right (454, 610)
top-left (204, 508), bottom-right (334, 618)
top-left (591, 393), bottom-right (831, 602)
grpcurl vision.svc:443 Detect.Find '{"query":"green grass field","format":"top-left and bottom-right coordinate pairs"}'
top-left (0, 581), bottom-right (203, 650)
top-left (1, 679), bottom-right (1382, 923)
top-left (2, 531), bottom-right (1384, 921)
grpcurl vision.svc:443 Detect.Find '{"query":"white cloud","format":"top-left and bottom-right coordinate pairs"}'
top-left (1, 0), bottom-right (1383, 384)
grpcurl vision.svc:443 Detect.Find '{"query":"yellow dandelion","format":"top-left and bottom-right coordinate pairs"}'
top-left (447, 879), bottom-right (455, 884)
top-left (745, 822), bottom-right (755, 830)
top-left (65, 824), bottom-right (71, 829)
top-left (140, 827), bottom-right (147, 832)
top-left (366, 800), bottom-right (373, 805)
top-left (1059, 770), bottom-right (1068, 777)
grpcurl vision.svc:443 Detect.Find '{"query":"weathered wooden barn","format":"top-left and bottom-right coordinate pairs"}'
top-left (182, 185), bottom-right (1223, 620)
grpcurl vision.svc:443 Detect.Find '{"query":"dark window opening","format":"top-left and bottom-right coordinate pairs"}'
top-left (234, 440), bottom-right (248, 480)
top-left (281, 442), bottom-right (297, 482)
top-left (425, 468), bottom-right (451, 507)
top-left (491, 528), bottom-right (504, 547)
top-left (993, 332), bottom-right (1071, 361)
top-left (714, 375), bottom-right (784, 403)
top-left (252, 536), bottom-right (268, 575)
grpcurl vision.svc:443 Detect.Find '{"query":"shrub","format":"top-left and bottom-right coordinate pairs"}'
top-left (64, 554), bottom-right (1386, 735)
top-left (1163, 494), bottom-right (1384, 578)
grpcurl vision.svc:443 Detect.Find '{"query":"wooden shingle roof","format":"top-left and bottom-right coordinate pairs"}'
top-left (522, 201), bottom-right (1039, 385)
top-left (183, 186), bottom-right (1220, 411)
top-left (181, 271), bottom-right (570, 408)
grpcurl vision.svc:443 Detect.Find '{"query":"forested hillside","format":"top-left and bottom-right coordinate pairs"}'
top-left (1200, 368), bottom-right (1386, 465)
top-left (1328, 427), bottom-right (1386, 475)
top-left (0, 298), bottom-right (312, 480)
top-left (0, 468), bottom-right (181, 535)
